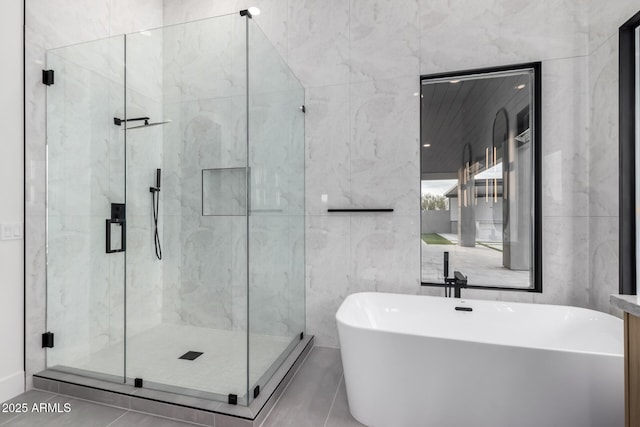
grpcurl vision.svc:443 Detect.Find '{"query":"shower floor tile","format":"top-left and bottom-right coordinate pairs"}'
top-left (66, 324), bottom-right (291, 398)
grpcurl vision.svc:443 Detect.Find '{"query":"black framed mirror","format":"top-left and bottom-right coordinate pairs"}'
top-left (619, 10), bottom-right (640, 295)
top-left (420, 63), bottom-right (542, 292)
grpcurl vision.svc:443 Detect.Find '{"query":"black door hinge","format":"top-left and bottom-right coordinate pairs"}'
top-left (42, 332), bottom-right (54, 348)
top-left (300, 105), bottom-right (306, 113)
top-left (42, 70), bottom-right (54, 86)
top-left (134, 378), bottom-right (143, 388)
top-left (228, 394), bottom-right (238, 405)
top-left (253, 385), bottom-right (260, 398)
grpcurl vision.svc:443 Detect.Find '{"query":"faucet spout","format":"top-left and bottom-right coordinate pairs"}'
top-left (452, 271), bottom-right (467, 298)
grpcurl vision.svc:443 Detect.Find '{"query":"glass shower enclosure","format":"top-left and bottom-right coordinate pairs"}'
top-left (45, 12), bottom-right (305, 406)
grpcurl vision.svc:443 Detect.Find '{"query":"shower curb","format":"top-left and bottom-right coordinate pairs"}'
top-left (33, 336), bottom-right (314, 426)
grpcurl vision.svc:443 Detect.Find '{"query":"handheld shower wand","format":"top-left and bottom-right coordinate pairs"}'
top-left (150, 168), bottom-right (161, 193)
top-left (150, 169), bottom-right (162, 260)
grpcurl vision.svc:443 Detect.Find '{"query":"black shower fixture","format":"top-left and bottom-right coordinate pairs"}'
top-left (114, 116), bottom-right (149, 126)
top-left (150, 168), bottom-right (161, 193)
top-left (150, 168), bottom-right (162, 260)
top-left (113, 117), bottom-right (172, 129)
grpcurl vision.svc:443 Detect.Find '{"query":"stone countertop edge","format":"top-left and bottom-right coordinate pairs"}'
top-left (611, 294), bottom-right (640, 317)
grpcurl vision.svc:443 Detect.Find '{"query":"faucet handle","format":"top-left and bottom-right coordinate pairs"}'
top-left (453, 271), bottom-right (467, 285)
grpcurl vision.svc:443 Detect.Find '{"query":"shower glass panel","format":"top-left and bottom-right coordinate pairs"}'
top-left (124, 13), bottom-right (249, 402)
top-left (45, 11), bottom-right (305, 407)
top-left (247, 19), bottom-right (305, 404)
top-left (46, 35), bottom-right (126, 381)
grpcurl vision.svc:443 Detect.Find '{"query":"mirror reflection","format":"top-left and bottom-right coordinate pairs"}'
top-left (420, 65), bottom-right (539, 290)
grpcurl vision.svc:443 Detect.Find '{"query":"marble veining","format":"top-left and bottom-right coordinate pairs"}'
top-left (350, 0), bottom-right (419, 83)
top-left (287, 0), bottom-right (350, 88)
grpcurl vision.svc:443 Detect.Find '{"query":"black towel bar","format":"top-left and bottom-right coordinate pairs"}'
top-left (327, 208), bottom-right (394, 212)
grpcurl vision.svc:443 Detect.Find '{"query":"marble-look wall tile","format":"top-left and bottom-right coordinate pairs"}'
top-left (587, 2), bottom-right (627, 318)
top-left (160, 214), bottom-right (182, 324)
top-left (248, 89), bottom-right (305, 215)
top-left (350, 0), bottom-right (419, 82)
top-left (306, 216), bottom-right (350, 348)
top-left (588, 0), bottom-right (639, 53)
top-left (26, 0), bottom-right (110, 49)
top-left (536, 216), bottom-right (590, 308)
top-left (179, 216), bottom-right (247, 329)
top-left (46, 214), bottom-right (92, 367)
top-left (163, 0), bottom-right (226, 26)
top-left (588, 35), bottom-right (619, 218)
top-left (498, 0), bottom-right (588, 63)
top-left (419, 0), bottom-right (501, 75)
top-left (110, 0), bottom-right (163, 35)
top-left (249, 0), bottom-right (290, 62)
top-left (305, 85), bottom-right (351, 215)
top-left (163, 0), bottom-right (289, 62)
top-left (349, 215), bottom-right (421, 296)
top-left (589, 217), bottom-right (620, 315)
top-left (541, 57), bottom-right (589, 218)
top-left (169, 91), bottom-right (249, 331)
top-left (287, 0), bottom-right (349, 88)
top-left (249, 216), bottom-right (294, 336)
top-left (126, 30), bottom-right (164, 103)
top-left (288, 215), bottom-right (306, 336)
top-left (163, 15), bottom-right (247, 103)
top-left (349, 77), bottom-right (420, 215)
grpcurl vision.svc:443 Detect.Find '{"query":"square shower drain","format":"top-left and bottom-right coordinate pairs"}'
top-left (179, 351), bottom-right (203, 361)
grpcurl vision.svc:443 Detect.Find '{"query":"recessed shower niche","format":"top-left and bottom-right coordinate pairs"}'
top-left (202, 168), bottom-right (247, 216)
top-left (42, 11), bottom-right (306, 409)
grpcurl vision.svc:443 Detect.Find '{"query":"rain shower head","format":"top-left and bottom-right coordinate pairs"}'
top-left (126, 120), bottom-right (172, 130)
top-left (113, 116), bottom-right (172, 129)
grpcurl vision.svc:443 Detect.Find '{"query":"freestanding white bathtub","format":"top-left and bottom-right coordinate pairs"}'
top-left (336, 292), bottom-right (623, 427)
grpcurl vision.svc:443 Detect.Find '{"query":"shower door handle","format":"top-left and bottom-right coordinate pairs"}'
top-left (106, 203), bottom-right (126, 253)
top-left (106, 219), bottom-right (126, 253)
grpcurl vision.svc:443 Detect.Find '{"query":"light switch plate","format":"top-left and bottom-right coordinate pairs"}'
top-left (1, 224), bottom-right (12, 240)
top-left (12, 223), bottom-right (22, 238)
top-left (0, 223), bottom-right (23, 241)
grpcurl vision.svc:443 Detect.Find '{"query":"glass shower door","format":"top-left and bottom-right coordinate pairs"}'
top-left (46, 35), bottom-right (126, 381)
top-left (247, 19), bottom-right (306, 404)
top-left (123, 13), bottom-right (251, 403)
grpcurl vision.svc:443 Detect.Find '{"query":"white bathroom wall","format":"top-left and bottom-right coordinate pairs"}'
top-left (0, 0), bottom-right (25, 403)
top-left (168, 0), bottom-right (596, 347)
top-left (24, 0), bottom-right (163, 382)
top-left (587, 0), bottom-right (639, 314)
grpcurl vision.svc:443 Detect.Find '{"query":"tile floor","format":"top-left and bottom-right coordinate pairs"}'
top-left (0, 347), bottom-right (364, 427)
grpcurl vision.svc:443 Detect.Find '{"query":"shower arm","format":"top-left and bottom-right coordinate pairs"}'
top-left (113, 117), bottom-right (149, 126)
